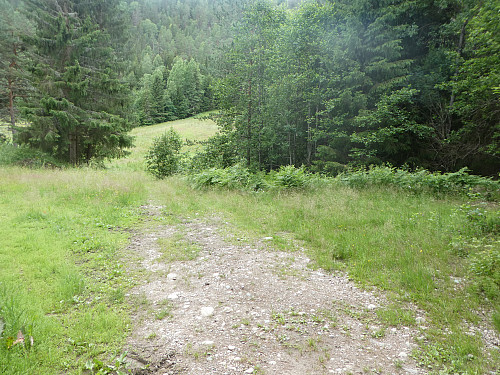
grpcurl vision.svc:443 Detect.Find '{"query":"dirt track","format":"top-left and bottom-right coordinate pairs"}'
top-left (122, 204), bottom-right (426, 375)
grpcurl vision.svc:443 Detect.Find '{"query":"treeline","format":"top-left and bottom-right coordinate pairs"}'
top-left (215, 0), bottom-right (499, 175)
top-left (1, 0), bottom-right (498, 174)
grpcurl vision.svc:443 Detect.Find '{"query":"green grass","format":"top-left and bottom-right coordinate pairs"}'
top-left (0, 168), bottom-right (147, 374)
top-left (149, 177), bottom-right (499, 373)
top-left (106, 114), bottom-right (218, 171)
top-left (1, 115), bottom-right (498, 374)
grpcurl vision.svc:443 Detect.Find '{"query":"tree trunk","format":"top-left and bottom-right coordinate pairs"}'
top-left (8, 37), bottom-right (18, 146)
top-left (69, 133), bottom-right (77, 165)
top-left (8, 77), bottom-right (17, 146)
top-left (447, 19), bottom-right (469, 137)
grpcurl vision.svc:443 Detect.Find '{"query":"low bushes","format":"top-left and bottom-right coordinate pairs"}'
top-left (338, 166), bottom-right (499, 198)
top-left (188, 164), bottom-right (499, 197)
top-left (0, 144), bottom-right (63, 168)
top-left (189, 164), bottom-right (318, 191)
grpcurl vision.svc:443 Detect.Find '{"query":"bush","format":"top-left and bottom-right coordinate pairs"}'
top-left (190, 164), bottom-right (318, 191)
top-left (273, 165), bottom-right (310, 188)
top-left (337, 166), bottom-right (499, 198)
top-left (188, 133), bottom-right (239, 172)
top-left (0, 144), bottom-right (62, 168)
top-left (189, 163), bottom-right (251, 190)
top-left (145, 128), bottom-right (182, 179)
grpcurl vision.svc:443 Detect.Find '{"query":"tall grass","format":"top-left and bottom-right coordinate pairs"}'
top-left (150, 176), bottom-right (499, 373)
top-left (0, 168), bottom-right (147, 374)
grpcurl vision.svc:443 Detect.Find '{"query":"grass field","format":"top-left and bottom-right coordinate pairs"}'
top-left (106, 114), bottom-right (218, 171)
top-left (0, 116), bottom-right (498, 374)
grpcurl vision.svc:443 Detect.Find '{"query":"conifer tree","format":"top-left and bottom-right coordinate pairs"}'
top-left (0, 0), bottom-right (31, 144)
top-left (19, 0), bottom-right (133, 164)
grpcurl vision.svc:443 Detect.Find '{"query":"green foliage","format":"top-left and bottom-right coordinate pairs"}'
top-left (337, 166), bottom-right (499, 197)
top-left (18, 0), bottom-right (133, 164)
top-left (189, 133), bottom-right (240, 171)
top-left (189, 164), bottom-right (252, 190)
top-left (0, 144), bottom-right (63, 168)
top-left (145, 128), bottom-right (183, 179)
top-left (273, 165), bottom-right (309, 188)
top-left (190, 164), bottom-right (318, 191)
top-left (452, 0), bottom-right (500, 160)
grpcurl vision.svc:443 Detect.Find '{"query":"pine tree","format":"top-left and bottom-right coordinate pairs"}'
top-left (0, 0), bottom-right (31, 144)
top-left (19, 0), bottom-right (133, 164)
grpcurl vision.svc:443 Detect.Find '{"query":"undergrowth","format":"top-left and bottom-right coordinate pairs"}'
top-left (0, 144), bottom-right (64, 168)
top-left (189, 164), bottom-right (499, 199)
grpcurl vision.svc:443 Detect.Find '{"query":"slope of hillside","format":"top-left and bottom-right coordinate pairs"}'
top-left (106, 114), bottom-right (218, 171)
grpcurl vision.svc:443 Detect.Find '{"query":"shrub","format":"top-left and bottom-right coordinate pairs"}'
top-left (189, 163), bottom-right (251, 190)
top-left (337, 165), bottom-right (499, 197)
top-left (145, 128), bottom-right (182, 179)
top-left (188, 133), bottom-right (239, 172)
top-left (0, 144), bottom-right (62, 168)
top-left (273, 165), bottom-right (310, 188)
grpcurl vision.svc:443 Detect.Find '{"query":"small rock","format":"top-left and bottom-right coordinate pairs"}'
top-left (168, 292), bottom-right (179, 300)
top-left (269, 361), bottom-right (276, 365)
top-left (201, 307), bottom-right (215, 317)
top-left (227, 345), bottom-right (236, 351)
top-left (245, 368), bottom-right (254, 374)
top-left (234, 357), bottom-right (242, 362)
top-left (167, 273), bottom-right (177, 280)
top-left (415, 316), bottom-right (426, 324)
top-left (367, 304), bottom-right (377, 310)
top-left (398, 352), bottom-right (408, 359)
top-left (263, 237), bottom-right (273, 241)
top-left (201, 340), bottom-right (214, 346)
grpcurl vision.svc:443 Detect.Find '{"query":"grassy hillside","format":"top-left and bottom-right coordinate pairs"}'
top-left (0, 116), bottom-right (498, 374)
top-left (106, 114), bottom-right (218, 171)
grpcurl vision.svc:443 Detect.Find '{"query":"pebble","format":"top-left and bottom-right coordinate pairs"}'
top-left (367, 304), bottom-right (377, 310)
top-left (168, 292), bottom-right (179, 300)
top-left (269, 361), bottom-right (276, 365)
top-left (227, 345), bottom-right (236, 351)
top-left (167, 273), bottom-right (177, 280)
top-left (201, 340), bottom-right (214, 346)
top-left (201, 306), bottom-right (215, 317)
top-left (415, 316), bottom-right (426, 324)
top-left (245, 368), bottom-right (254, 374)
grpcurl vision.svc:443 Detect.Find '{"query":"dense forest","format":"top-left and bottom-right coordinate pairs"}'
top-left (0, 0), bottom-right (498, 174)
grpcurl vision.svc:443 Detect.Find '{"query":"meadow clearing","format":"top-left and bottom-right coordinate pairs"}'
top-left (0, 117), bottom-right (498, 374)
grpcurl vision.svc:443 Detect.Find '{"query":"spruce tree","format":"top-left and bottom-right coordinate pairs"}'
top-left (19, 0), bottom-right (133, 164)
top-left (0, 0), bottom-right (31, 144)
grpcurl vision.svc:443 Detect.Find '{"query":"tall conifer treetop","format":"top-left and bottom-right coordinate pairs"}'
top-left (19, 0), bottom-right (133, 164)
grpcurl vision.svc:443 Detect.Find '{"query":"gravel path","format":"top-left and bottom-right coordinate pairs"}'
top-left (123, 205), bottom-right (427, 375)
